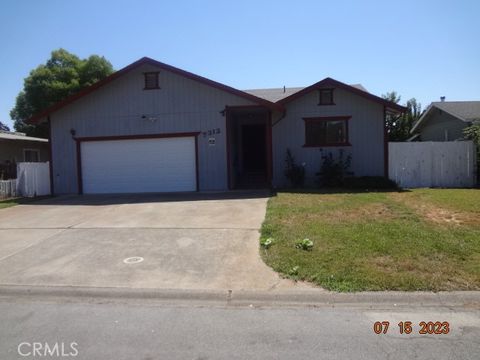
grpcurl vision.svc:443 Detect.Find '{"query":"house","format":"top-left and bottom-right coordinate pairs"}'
top-left (0, 131), bottom-right (49, 179)
top-left (410, 100), bottom-right (480, 141)
top-left (27, 57), bottom-right (405, 194)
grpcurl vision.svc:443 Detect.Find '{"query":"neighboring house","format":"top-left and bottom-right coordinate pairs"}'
top-left (0, 131), bottom-right (49, 179)
top-left (410, 100), bottom-right (480, 141)
top-left (27, 57), bottom-right (404, 194)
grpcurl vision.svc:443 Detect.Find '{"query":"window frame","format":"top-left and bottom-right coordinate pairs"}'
top-left (303, 116), bottom-right (351, 147)
top-left (318, 88), bottom-right (335, 105)
top-left (143, 71), bottom-right (160, 90)
top-left (23, 148), bottom-right (40, 162)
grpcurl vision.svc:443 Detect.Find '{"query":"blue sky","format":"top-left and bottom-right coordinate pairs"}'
top-left (1, 0), bottom-right (479, 130)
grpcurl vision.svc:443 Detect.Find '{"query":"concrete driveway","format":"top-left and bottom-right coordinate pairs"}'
top-left (0, 192), bottom-right (300, 291)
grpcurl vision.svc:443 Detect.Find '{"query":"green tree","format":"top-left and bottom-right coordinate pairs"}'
top-left (10, 49), bottom-right (114, 138)
top-left (382, 91), bottom-right (422, 141)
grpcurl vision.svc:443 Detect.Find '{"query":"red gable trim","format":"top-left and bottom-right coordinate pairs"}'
top-left (28, 57), bottom-right (283, 124)
top-left (277, 77), bottom-right (407, 113)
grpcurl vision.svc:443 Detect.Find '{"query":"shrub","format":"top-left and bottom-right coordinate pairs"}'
top-left (295, 238), bottom-right (314, 251)
top-left (343, 176), bottom-right (398, 190)
top-left (316, 150), bottom-right (352, 187)
top-left (260, 237), bottom-right (274, 249)
top-left (284, 149), bottom-right (305, 188)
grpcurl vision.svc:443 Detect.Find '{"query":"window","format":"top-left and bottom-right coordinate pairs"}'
top-left (318, 88), bottom-right (334, 105)
top-left (303, 116), bottom-right (351, 147)
top-left (23, 149), bottom-right (40, 162)
top-left (143, 72), bottom-right (159, 90)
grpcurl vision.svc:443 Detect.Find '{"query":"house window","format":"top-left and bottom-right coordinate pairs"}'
top-left (318, 89), bottom-right (334, 105)
top-left (303, 116), bottom-right (351, 147)
top-left (144, 72), bottom-right (159, 90)
top-left (23, 149), bottom-right (40, 162)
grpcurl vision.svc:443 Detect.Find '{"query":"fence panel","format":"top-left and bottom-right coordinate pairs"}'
top-left (0, 179), bottom-right (17, 199)
top-left (16, 162), bottom-right (51, 197)
top-left (389, 141), bottom-right (477, 188)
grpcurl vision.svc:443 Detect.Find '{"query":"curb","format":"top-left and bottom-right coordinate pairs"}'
top-left (0, 285), bottom-right (479, 308)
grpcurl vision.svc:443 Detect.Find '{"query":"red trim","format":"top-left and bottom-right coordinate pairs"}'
top-left (194, 135), bottom-right (200, 191)
top-left (225, 108), bottom-right (233, 190)
top-left (76, 132), bottom-right (200, 142)
top-left (383, 106), bottom-right (389, 178)
top-left (143, 72), bottom-right (160, 90)
top-left (266, 111), bottom-right (273, 186)
top-left (279, 77), bottom-right (406, 113)
top-left (303, 116), bottom-right (351, 147)
top-left (76, 139), bottom-right (83, 195)
top-left (318, 88), bottom-right (335, 105)
top-left (28, 57), bottom-right (283, 124)
top-left (75, 132), bottom-right (200, 194)
top-left (47, 117), bottom-right (54, 195)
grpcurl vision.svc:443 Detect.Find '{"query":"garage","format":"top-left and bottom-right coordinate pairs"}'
top-left (79, 135), bottom-right (197, 194)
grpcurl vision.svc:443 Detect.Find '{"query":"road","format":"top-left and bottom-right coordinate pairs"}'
top-left (0, 295), bottom-right (479, 360)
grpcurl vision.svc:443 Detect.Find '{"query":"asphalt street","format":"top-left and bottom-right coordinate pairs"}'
top-left (0, 296), bottom-right (478, 360)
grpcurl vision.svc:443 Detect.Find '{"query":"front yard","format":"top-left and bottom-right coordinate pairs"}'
top-left (261, 189), bottom-right (480, 291)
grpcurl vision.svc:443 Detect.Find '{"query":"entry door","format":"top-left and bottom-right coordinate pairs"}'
top-left (81, 136), bottom-right (196, 194)
top-left (241, 124), bottom-right (267, 172)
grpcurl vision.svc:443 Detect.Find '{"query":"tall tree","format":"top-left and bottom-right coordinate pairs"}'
top-left (0, 121), bottom-right (9, 131)
top-left (10, 49), bottom-right (114, 138)
top-left (382, 91), bottom-right (422, 141)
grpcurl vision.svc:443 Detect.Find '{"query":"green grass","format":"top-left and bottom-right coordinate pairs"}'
top-left (260, 189), bottom-right (480, 292)
top-left (0, 198), bottom-right (21, 209)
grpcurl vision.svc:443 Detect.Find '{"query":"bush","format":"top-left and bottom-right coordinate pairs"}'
top-left (316, 150), bottom-right (352, 187)
top-left (284, 149), bottom-right (305, 188)
top-left (295, 238), bottom-right (314, 251)
top-left (343, 176), bottom-right (398, 190)
top-left (260, 237), bottom-right (274, 249)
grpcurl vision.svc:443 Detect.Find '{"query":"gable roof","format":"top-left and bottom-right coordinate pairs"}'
top-left (411, 101), bottom-right (480, 133)
top-left (0, 131), bottom-right (48, 142)
top-left (27, 57), bottom-right (405, 124)
top-left (277, 77), bottom-right (406, 113)
top-left (244, 84), bottom-right (368, 103)
top-left (27, 57), bottom-right (284, 124)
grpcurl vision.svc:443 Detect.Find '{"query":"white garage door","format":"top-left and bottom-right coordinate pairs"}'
top-left (81, 136), bottom-right (196, 194)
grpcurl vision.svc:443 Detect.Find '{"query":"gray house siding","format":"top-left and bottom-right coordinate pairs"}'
top-left (50, 63), bottom-right (255, 194)
top-left (272, 87), bottom-right (385, 187)
top-left (419, 109), bottom-right (467, 141)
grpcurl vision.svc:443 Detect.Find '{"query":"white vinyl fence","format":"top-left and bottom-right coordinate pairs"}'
top-left (389, 141), bottom-right (477, 188)
top-left (0, 179), bottom-right (17, 199)
top-left (16, 162), bottom-right (51, 197)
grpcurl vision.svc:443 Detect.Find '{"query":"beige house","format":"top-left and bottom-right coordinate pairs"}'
top-left (0, 131), bottom-right (49, 179)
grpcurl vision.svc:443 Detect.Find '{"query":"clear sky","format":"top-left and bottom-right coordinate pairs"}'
top-left (1, 0), bottom-right (479, 129)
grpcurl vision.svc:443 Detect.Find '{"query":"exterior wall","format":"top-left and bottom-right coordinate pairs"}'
top-left (50, 64), bottom-right (255, 194)
top-left (0, 139), bottom-right (49, 164)
top-left (272, 88), bottom-right (385, 187)
top-left (419, 109), bottom-right (467, 141)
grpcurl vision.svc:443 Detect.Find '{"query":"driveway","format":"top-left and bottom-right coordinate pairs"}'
top-left (0, 192), bottom-right (300, 290)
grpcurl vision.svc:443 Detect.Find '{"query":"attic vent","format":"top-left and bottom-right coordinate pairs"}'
top-left (144, 72), bottom-right (160, 90)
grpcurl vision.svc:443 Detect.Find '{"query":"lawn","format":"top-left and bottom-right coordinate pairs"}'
top-left (0, 198), bottom-right (21, 209)
top-left (260, 189), bottom-right (480, 292)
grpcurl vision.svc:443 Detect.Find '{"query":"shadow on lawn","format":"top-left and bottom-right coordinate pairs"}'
top-left (273, 187), bottom-right (411, 195)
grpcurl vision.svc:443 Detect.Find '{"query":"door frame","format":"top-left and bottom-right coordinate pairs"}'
top-left (74, 132), bottom-right (200, 194)
top-left (225, 105), bottom-right (272, 190)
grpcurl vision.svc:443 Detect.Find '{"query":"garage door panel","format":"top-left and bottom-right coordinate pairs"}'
top-left (81, 137), bottom-right (196, 194)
